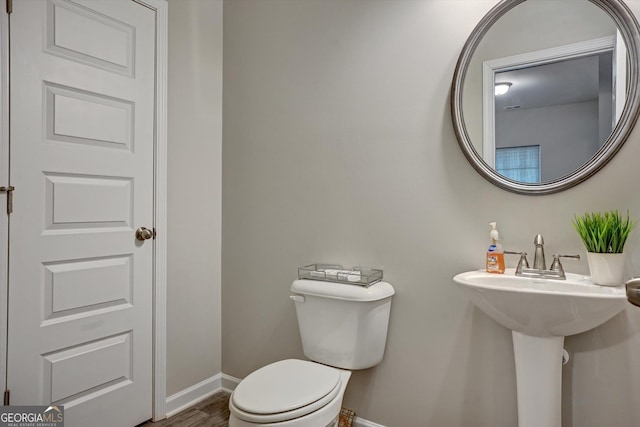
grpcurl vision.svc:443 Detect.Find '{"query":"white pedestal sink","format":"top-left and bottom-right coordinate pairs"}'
top-left (453, 268), bottom-right (627, 427)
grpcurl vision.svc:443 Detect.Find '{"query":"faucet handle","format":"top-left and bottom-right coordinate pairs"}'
top-left (505, 251), bottom-right (530, 274)
top-left (551, 254), bottom-right (580, 263)
top-left (550, 254), bottom-right (581, 277)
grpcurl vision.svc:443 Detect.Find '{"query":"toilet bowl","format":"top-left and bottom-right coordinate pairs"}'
top-left (229, 279), bottom-right (394, 427)
top-left (228, 359), bottom-right (351, 427)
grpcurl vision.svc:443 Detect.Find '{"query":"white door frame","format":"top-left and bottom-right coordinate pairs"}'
top-left (140, 0), bottom-right (168, 421)
top-left (137, 0), bottom-right (168, 421)
top-left (0, 2), bottom-right (9, 407)
top-left (0, 0), bottom-right (168, 422)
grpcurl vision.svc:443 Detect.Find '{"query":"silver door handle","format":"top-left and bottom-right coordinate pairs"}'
top-left (136, 227), bottom-right (154, 241)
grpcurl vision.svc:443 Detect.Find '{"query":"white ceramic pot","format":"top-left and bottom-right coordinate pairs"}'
top-left (586, 252), bottom-right (626, 286)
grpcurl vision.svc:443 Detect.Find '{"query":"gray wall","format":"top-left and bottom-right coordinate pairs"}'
top-left (222, 1), bottom-right (640, 426)
top-left (496, 101), bottom-right (599, 182)
top-left (167, 0), bottom-right (223, 397)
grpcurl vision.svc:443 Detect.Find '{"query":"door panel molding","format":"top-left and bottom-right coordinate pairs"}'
top-left (46, 0), bottom-right (136, 76)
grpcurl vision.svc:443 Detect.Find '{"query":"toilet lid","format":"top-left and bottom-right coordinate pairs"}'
top-left (232, 359), bottom-right (341, 417)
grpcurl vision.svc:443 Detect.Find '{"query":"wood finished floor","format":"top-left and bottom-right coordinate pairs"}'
top-left (140, 392), bottom-right (230, 427)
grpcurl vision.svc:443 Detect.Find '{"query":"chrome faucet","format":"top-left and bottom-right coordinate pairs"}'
top-left (533, 234), bottom-right (546, 270)
top-left (506, 234), bottom-right (580, 280)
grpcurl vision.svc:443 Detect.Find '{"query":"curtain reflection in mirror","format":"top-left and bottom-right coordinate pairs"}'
top-left (496, 145), bottom-right (540, 183)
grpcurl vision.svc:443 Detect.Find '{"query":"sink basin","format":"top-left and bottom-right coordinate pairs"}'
top-left (454, 268), bottom-right (627, 427)
top-left (453, 268), bottom-right (626, 337)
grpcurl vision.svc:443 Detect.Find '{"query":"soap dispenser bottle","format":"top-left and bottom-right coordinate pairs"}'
top-left (486, 222), bottom-right (505, 274)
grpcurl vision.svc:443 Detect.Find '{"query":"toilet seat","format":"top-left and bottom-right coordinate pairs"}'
top-left (230, 359), bottom-right (342, 423)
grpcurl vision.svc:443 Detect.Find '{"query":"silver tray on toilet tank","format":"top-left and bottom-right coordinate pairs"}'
top-left (297, 264), bottom-right (383, 287)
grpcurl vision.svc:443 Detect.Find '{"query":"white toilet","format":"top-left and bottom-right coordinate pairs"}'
top-left (228, 278), bottom-right (395, 427)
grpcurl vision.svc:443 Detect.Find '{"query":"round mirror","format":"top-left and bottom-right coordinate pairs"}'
top-left (451, 0), bottom-right (640, 195)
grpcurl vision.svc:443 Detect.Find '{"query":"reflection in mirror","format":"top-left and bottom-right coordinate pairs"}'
top-left (494, 46), bottom-right (616, 183)
top-left (451, 0), bottom-right (640, 194)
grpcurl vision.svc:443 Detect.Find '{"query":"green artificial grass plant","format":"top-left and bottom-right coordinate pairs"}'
top-left (572, 210), bottom-right (636, 253)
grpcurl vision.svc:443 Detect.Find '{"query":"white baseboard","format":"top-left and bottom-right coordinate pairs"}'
top-left (221, 372), bottom-right (241, 392)
top-left (165, 373), bottom-right (222, 417)
top-left (165, 372), bottom-right (386, 427)
top-left (353, 417), bottom-right (386, 427)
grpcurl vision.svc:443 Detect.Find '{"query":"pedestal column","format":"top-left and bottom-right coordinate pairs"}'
top-left (512, 331), bottom-right (564, 427)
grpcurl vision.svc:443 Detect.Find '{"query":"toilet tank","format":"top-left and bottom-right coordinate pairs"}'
top-left (290, 279), bottom-right (395, 370)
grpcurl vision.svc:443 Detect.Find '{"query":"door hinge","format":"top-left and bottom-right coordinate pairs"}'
top-left (0, 185), bottom-right (14, 214)
top-left (6, 0), bottom-right (12, 15)
top-left (3, 389), bottom-right (9, 405)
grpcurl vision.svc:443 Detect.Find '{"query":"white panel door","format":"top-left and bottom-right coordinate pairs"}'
top-left (7, 1), bottom-right (155, 426)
